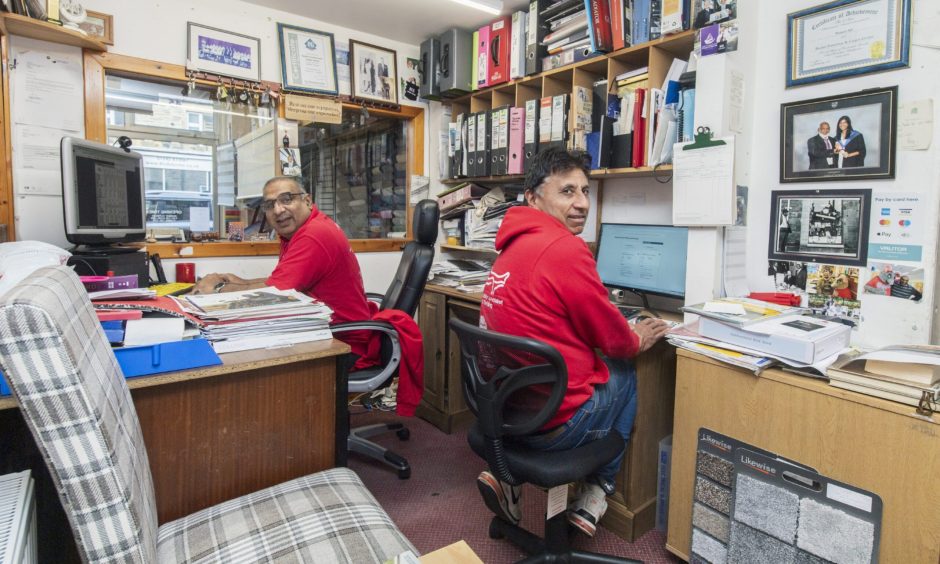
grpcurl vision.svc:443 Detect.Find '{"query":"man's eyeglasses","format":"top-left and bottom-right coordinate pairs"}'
top-left (260, 192), bottom-right (305, 212)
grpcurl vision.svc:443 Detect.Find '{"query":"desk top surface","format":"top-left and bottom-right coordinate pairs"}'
top-left (0, 338), bottom-right (350, 411)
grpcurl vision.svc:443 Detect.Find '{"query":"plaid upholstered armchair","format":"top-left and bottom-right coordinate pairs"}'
top-left (0, 266), bottom-right (415, 563)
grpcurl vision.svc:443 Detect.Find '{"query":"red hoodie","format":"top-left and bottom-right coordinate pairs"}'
top-left (481, 206), bottom-right (640, 428)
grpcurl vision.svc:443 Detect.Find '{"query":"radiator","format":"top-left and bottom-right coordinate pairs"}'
top-left (0, 471), bottom-right (36, 564)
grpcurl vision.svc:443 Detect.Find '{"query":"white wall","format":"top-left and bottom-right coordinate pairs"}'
top-left (738, 0), bottom-right (940, 348)
top-left (11, 0), bottom-right (433, 291)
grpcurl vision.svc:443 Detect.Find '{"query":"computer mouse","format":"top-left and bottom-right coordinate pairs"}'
top-left (635, 315), bottom-right (651, 322)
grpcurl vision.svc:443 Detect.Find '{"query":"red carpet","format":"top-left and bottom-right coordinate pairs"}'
top-left (348, 410), bottom-right (685, 563)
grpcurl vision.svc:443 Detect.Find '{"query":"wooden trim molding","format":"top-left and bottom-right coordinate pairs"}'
top-left (142, 238), bottom-right (406, 258)
top-left (0, 36), bottom-right (14, 240)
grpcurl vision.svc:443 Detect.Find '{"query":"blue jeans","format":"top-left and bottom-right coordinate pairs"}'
top-left (520, 357), bottom-right (638, 484)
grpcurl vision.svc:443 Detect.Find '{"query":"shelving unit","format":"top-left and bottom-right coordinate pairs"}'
top-left (439, 243), bottom-right (496, 254)
top-left (0, 13), bottom-right (107, 51)
top-left (441, 165), bottom-right (673, 185)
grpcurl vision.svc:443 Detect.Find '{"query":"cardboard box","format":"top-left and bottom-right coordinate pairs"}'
top-left (699, 315), bottom-right (851, 364)
top-left (420, 541), bottom-right (484, 564)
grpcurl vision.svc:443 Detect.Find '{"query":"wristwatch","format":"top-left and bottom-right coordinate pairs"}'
top-left (213, 281), bottom-right (227, 293)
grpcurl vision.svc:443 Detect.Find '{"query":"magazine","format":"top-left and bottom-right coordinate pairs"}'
top-left (681, 297), bottom-right (803, 326)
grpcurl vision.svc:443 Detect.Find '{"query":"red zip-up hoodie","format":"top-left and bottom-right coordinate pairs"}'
top-left (480, 206), bottom-right (640, 428)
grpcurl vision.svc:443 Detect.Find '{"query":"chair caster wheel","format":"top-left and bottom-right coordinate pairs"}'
top-left (489, 519), bottom-right (504, 539)
top-left (396, 428), bottom-right (410, 441)
top-left (398, 467), bottom-right (411, 479)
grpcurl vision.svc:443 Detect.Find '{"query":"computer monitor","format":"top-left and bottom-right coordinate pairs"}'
top-left (595, 223), bottom-right (689, 299)
top-left (61, 137), bottom-right (146, 247)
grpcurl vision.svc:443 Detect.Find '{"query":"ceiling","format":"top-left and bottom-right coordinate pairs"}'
top-left (243, 0), bottom-right (532, 44)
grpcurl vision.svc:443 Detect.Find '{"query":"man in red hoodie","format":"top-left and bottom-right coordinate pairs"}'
top-left (193, 176), bottom-right (372, 357)
top-left (477, 148), bottom-right (670, 537)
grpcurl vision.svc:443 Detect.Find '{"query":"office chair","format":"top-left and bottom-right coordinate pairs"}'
top-left (332, 199), bottom-right (439, 479)
top-left (449, 318), bottom-right (642, 564)
top-left (0, 266), bottom-right (416, 562)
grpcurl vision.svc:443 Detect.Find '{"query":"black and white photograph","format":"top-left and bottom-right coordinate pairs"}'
top-left (692, 0), bottom-right (736, 29)
top-left (768, 260), bottom-right (808, 292)
top-left (780, 87), bottom-right (896, 183)
top-left (350, 40), bottom-right (398, 104)
top-left (769, 189), bottom-right (871, 267)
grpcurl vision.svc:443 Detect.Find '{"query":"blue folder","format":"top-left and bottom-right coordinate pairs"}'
top-left (114, 338), bottom-right (222, 378)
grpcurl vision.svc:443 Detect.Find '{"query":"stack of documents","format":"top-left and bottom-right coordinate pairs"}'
top-left (827, 345), bottom-right (940, 408)
top-left (175, 287), bottom-right (333, 353)
top-left (429, 259), bottom-right (493, 293)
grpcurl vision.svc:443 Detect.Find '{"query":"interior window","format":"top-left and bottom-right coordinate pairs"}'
top-left (104, 74), bottom-right (274, 236)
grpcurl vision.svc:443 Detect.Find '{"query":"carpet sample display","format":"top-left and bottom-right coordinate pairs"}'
top-left (693, 502), bottom-right (730, 543)
top-left (796, 549), bottom-right (832, 564)
top-left (733, 473), bottom-right (799, 543)
top-left (728, 521), bottom-right (797, 563)
top-left (696, 449), bottom-right (733, 487)
top-left (797, 498), bottom-right (876, 564)
top-left (695, 475), bottom-right (731, 515)
top-left (692, 528), bottom-right (728, 564)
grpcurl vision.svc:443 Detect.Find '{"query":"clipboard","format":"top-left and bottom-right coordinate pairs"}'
top-left (673, 127), bottom-right (735, 226)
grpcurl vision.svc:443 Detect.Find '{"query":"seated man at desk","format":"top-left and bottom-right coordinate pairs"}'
top-left (193, 176), bottom-right (372, 357)
top-left (477, 147), bottom-right (670, 537)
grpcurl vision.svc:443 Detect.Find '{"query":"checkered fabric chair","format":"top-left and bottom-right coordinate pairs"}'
top-left (0, 265), bottom-right (416, 563)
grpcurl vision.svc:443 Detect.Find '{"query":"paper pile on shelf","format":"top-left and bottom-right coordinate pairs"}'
top-left (429, 259), bottom-right (493, 293)
top-left (174, 287), bottom-right (333, 353)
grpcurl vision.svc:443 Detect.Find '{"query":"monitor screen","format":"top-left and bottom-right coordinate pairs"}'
top-left (61, 137), bottom-right (146, 245)
top-left (595, 223), bottom-right (689, 298)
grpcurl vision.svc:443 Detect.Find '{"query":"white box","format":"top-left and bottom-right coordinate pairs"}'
top-left (698, 315), bottom-right (851, 364)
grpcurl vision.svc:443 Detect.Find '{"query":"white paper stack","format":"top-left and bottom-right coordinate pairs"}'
top-left (175, 287), bottom-right (333, 352)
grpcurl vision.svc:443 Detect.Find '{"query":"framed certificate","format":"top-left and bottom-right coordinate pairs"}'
top-left (277, 23), bottom-right (339, 96)
top-left (787, 0), bottom-right (911, 88)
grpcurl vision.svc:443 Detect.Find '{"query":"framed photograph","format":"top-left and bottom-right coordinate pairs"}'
top-left (780, 86), bottom-right (896, 183)
top-left (78, 10), bottom-right (113, 45)
top-left (350, 40), bottom-right (398, 104)
top-left (187, 22), bottom-right (261, 82)
top-left (787, 0), bottom-right (911, 88)
top-left (277, 23), bottom-right (338, 96)
top-left (769, 188), bottom-right (872, 267)
top-left (691, 0), bottom-right (737, 29)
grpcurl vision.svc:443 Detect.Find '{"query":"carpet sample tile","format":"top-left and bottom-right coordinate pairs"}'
top-left (692, 528), bottom-right (728, 564)
top-left (797, 498), bottom-right (874, 564)
top-left (733, 473), bottom-right (799, 543)
top-left (695, 476), bottom-right (731, 515)
top-left (696, 450), bottom-right (733, 487)
top-left (690, 553), bottom-right (709, 564)
top-left (729, 521), bottom-right (797, 563)
top-left (796, 549), bottom-right (833, 564)
top-left (693, 502), bottom-right (730, 543)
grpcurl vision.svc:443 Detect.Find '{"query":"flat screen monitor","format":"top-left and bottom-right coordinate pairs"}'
top-left (61, 137), bottom-right (146, 246)
top-left (595, 223), bottom-right (689, 299)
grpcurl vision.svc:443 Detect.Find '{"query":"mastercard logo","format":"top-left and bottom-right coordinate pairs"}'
top-left (879, 219), bottom-right (891, 225)
top-left (899, 220), bottom-right (911, 226)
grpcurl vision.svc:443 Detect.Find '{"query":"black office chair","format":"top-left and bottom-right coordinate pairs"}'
top-left (449, 318), bottom-right (642, 564)
top-left (332, 199), bottom-right (439, 479)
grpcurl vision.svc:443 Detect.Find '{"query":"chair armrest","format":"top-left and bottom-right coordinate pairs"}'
top-left (366, 292), bottom-right (385, 305)
top-left (331, 321), bottom-right (402, 393)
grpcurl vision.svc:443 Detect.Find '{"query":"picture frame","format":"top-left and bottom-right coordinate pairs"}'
top-left (78, 10), bottom-right (113, 46)
top-left (786, 0), bottom-right (911, 88)
top-left (768, 188), bottom-right (872, 267)
top-left (780, 86), bottom-right (896, 183)
top-left (349, 40), bottom-right (398, 104)
top-left (277, 23), bottom-right (338, 96)
top-left (186, 22), bottom-right (261, 82)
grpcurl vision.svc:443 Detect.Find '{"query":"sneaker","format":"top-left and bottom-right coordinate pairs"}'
top-left (477, 471), bottom-right (522, 525)
top-left (567, 483), bottom-right (608, 537)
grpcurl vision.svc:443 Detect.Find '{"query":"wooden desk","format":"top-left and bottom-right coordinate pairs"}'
top-left (418, 284), bottom-right (678, 542)
top-left (666, 349), bottom-right (940, 563)
top-left (0, 338), bottom-right (350, 561)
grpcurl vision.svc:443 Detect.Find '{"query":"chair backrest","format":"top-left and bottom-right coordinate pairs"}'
top-left (448, 318), bottom-right (568, 482)
top-left (0, 266), bottom-right (158, 562)
top-left (380, 199), bottom-right (439, 317)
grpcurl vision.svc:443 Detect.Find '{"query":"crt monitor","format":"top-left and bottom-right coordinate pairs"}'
top-left (595, 223), bottom-right (689, 299)
top-left (61, 136), bottom-right (146, 246)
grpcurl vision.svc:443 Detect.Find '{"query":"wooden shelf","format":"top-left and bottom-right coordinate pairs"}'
top-left (1, 13), bottom-right (107, 51)
top-left (447, 30), bottom-right (694, 105)
top-left (440, 244), bottom-right (497, 254)
top-left (441, 165), bottom-right (672, 186)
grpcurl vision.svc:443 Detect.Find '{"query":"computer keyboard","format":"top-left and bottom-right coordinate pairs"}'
top-left (616, 305), bottom-right (642, 319)
top-left (149, 282), bottom-right (194, 296)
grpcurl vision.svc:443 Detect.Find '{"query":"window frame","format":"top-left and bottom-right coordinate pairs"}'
top-left (84, 51), bottom-right (423, 257)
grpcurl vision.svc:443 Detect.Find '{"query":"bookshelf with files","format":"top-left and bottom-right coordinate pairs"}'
top-left (443, 30), bottom-right (692, 185)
